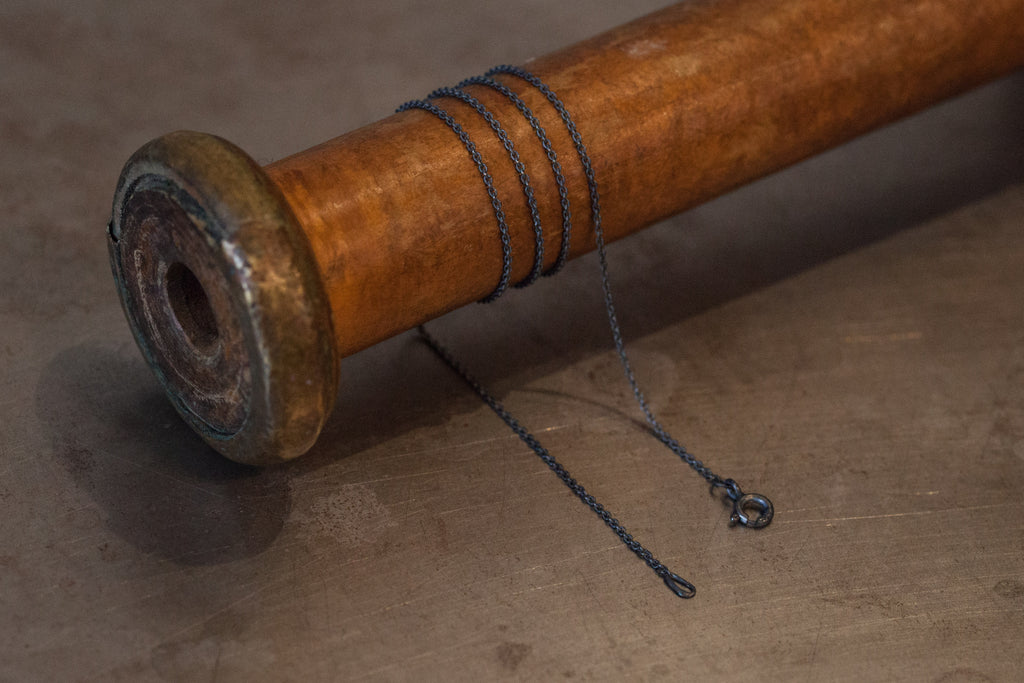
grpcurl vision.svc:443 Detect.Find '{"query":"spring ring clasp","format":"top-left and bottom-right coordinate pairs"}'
top-left (730, 492), bottom-right (774, 529)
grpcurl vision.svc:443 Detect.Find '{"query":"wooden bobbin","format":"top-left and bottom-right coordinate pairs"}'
top-left (107, 0), bottom-right (1024, 465)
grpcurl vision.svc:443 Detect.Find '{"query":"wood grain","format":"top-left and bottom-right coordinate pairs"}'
top-left (266, 0), bottom-right (1024, 358)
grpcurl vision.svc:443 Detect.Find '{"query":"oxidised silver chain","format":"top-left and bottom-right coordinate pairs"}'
top-left (397, 65), bottom-right (772, 599)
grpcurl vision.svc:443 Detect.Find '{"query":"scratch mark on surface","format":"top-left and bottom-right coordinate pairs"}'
top-left (85, 444), bottom-right (239, 502)
top-left (339, 545), bottom-right (626, 626)
top-left (210, 644), bottom-right (222, 683)
top-left (780, 503), bottom-right (1006, 524)
top-left (804, 615), bottom-right (825, 683)
top-left (337, 468), bottom-right (448, 486)
top-left (353, 636), bottom-right (487, 680)
top-left (508, 579), bottom-right (577, 596)
top-left (151, 553), bottom-right (359, 642)
top-left (383, 424), bottom-right (574, 460)
top-left (843, 331), bottom-right (923, 344)
top-left (832, 605), bottom-right (1023, 631)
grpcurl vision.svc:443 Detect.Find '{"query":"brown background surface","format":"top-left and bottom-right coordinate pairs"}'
top-left (2, 1), bottom-right (1023, 680)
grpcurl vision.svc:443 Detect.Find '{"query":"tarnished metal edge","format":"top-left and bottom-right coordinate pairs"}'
top-left (108, 131), bottom-right (339, 465)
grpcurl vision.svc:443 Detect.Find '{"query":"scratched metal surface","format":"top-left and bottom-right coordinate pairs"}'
top-left (2, 1), bottom-right (1023, 680)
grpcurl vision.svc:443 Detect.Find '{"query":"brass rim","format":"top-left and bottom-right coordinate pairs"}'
top-left (108, 131), bottom-right (338, 465)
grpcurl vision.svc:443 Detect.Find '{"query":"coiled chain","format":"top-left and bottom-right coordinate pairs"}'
top-left (397, 65), bottom-right (773, 599)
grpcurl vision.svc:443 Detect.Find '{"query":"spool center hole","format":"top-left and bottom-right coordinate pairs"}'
top-left (166, 262), bottom-right (219, 351)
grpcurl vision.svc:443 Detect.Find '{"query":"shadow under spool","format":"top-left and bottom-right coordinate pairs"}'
top-left (107, 0), bottom-right (1024, 465)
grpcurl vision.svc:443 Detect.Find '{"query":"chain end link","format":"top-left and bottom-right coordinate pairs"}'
top-left (662, 572), bottom-right (696, 598)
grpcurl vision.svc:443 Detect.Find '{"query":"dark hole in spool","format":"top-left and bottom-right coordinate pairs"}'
top-left (165, 262), bottom-right (219, 351)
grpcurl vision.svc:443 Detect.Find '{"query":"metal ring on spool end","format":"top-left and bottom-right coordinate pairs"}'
top-left (107, 131), bottom-right (339, 465)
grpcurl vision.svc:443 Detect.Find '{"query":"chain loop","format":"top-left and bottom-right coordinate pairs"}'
top-left (399, 66), bottom-right (773, 600)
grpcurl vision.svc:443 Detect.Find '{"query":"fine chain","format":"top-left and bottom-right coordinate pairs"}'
top-left (426, 86), bottom-right (546, 288)
top-left (395, 99), bottom-right (514, 302)
top-left (397, 66), bottom-right (772, 599)
top-left (457, 75), bottom-right (574, 276)
top-left (417, 324), bottom-right (696, 599)
top-left (486, 65), bottom-right (738, 493)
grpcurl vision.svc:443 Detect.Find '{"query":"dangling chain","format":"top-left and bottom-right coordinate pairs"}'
top-left (397, 65), bottom-right (772, 599)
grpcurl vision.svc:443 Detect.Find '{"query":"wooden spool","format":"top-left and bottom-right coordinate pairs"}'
top-left (107, 0), bottom-right (1024, 465)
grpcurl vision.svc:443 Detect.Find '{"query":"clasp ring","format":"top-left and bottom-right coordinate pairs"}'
top-left (730, 492), bottom-right (774, 529)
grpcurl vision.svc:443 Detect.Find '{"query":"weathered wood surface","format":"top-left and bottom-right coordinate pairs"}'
top-left (2, 1), bottom-right (1023, 680)
top-left (268, 0), bottom-right (1024, 358)
top-left (111, 0), bottom-right (1024, 464)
